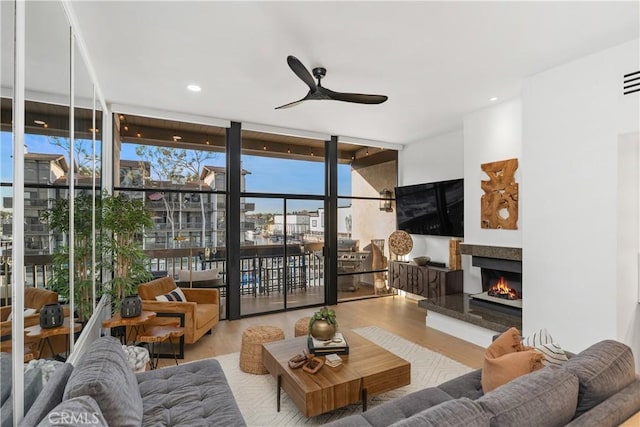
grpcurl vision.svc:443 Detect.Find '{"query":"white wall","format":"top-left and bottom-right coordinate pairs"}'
top-left (522, 39), bottom-right (639, 363)
top-left (398, 130), bottom-right (464, 266)
top-left (617, 132), bottom-right (640, 369)
top-left (462, 98), bottom-right (523, 293)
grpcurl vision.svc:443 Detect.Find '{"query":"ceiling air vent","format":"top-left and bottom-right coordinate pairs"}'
top-left (623, 70), bottom-right (640, 95)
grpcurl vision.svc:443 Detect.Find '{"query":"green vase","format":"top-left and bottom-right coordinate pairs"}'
top-left (310, 319), bottom-right (336, 341)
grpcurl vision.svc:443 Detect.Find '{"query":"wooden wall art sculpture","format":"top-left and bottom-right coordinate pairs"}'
top-left (480, 158), bottom-right (519, 230)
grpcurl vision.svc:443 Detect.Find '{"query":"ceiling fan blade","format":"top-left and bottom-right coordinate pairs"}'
top-left (287, 56), bottom-right (317, 91)
top-left (275, 97), bottom-right (307, 110)
top-left (321, 87), bottom-right (388, 104)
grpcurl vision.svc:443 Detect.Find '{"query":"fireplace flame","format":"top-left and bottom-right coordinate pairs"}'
top-left (488, 277), bottom-right (519, 300)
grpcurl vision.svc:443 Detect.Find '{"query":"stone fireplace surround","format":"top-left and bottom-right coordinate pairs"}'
top-left (418, 243), bottom-right (523, 347)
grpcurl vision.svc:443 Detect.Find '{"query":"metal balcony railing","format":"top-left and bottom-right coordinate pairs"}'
top-left (1, 245), bottom-right (328, 307)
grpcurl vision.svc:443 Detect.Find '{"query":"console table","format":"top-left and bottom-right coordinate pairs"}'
top-left (389, 261), bottom-right (462, 298)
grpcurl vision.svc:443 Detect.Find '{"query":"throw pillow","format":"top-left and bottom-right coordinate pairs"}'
top-left (482, 349), bottom-right (544, 393)
top-left (20, 363), bottom-right (74, 427)
top-left (487, 327), bottom-right (524, 359)
top-left (534, 342), bottom-right (569, 368)
top-left (0, 367), bottom-right (43, 427)
top-left (522, 327), bottom-right (553, 347)
top-left (481, 327), bottom-right (544, 393)
top-left (63, 337), bottom-right (143, 427)
top-left (522, 328), bottom-right (569, 367)
top-left (155, 287), bottom-right (187, 302)
top-left (7, 307), bottom-right (37, 321)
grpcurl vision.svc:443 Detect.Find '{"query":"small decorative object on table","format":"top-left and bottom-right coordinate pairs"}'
top-left (120, 294), bottom-right (142, 318)
top-left (302, 356), bottom-right (325, 374)
top-left (413, 256), bottom-right (431, 266)
top-left (288, 351), bottom-right (310, 369)
top-left (308, 332), bottom-right (349, 355)
top-left (325, 353), bottom-right (343, 367)
top-left (39, 303), bottom-right (63, 329)
top-left (287, 349), bottom-right (325, 374)
top-left (308, 306), bottom-right (337, 341)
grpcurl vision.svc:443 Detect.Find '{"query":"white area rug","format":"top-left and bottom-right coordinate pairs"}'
top-left (215, 326), bottom-right (473, 426)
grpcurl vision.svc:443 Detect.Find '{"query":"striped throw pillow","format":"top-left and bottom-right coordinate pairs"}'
top-left (535, 342), bottom-right (569, 367)
top-left (522, 328), bottom-right (553, 347)
top-left (155, 287), bottom-right (187, 302)
top-left (523, 328), bottom-right (569, 367)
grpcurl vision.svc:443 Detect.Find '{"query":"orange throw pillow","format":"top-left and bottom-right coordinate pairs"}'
top-left (481, 327), bottom-right (544, 393)
top-left (486, 327), bottom-right (525, 359)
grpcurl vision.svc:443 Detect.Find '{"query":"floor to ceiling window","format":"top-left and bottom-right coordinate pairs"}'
top-left (112, 114), bottom-right (229, 318)
top-left (240, 130), bottom-right (326, 315)
top-left (337, 144), bottom-right (397, 301)
top-left (108, 121), bottom-right (400, 317)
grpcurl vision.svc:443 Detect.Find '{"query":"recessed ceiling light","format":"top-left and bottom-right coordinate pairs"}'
top-left (489, 97), bottom-right (498, 101)
top-left (34, 120), bottom-right (46, 125)
top-left (187, 84), bottom-right (201, 92)
top-left (172, 135), bottom-right (182, 141)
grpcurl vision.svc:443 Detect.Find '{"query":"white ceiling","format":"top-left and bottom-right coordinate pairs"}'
top-left (26, 2), bottom-right (640, 144)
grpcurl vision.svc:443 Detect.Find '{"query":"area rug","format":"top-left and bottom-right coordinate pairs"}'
top-left (214, 326), bottom-right (473, 426)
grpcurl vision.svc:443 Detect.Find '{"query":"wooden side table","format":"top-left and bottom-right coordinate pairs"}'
top-left (24, 318), bottom-right (81, 360)
top-left (138, 324), bottom-right (185, 369)
top-left (102, 311), bottom-right (157, 344)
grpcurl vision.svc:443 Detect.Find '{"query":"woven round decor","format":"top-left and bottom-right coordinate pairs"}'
top-left (389, 230), bottom-right (413, 256)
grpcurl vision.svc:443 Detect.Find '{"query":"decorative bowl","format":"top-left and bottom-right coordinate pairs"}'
top-left (413, 256), bottom-right (431, 266)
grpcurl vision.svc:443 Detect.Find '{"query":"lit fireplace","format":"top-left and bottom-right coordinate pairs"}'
top-left (469, 258), bottom-right (522, 311)
top-left (488, 277), bottom-right (520, 300)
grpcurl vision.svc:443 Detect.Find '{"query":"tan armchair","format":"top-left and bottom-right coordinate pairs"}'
top-left (137, 276), bottom-right (219, 345)
top-left (1, 287), bottom-right (59, 353)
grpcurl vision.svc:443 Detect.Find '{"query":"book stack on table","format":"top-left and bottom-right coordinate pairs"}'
top-left (325, 353), bottom-right (343, 367)
top-left (307, 332), bottom-right (349, 356)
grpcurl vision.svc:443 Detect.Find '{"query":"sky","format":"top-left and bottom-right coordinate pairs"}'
top-left (1, 133), bottom-right (353, 214)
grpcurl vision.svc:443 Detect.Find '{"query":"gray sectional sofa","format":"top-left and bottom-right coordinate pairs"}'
top-left (326, 340), bottom-right (640, 427)
top-left (19, 336), bottom-right (245, 426)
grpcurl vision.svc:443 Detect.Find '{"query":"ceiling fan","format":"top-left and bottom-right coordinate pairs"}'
top-left (276, 55), bottom-right (388, 109)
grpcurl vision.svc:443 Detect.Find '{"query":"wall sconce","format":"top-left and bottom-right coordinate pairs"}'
top-left (379, 188), bottom-right (393, 212)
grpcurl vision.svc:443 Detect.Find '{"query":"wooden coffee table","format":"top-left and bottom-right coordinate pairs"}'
top-left (262, 329), bottom-right (410, 417)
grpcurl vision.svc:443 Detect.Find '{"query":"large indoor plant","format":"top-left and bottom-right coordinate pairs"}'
top-left (101, 193), bottom-right (153, 311)
top-left (43, 192), bottom-right (154, 319)
top-left (308, 306), bottom-right (338, 340)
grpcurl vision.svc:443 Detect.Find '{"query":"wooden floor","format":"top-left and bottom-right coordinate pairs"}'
top-left (154, 294), bottom-right (485, 369)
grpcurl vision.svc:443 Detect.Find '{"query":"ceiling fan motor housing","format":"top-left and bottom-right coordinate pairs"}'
top-left (312, 67), bottom-right (327, 80)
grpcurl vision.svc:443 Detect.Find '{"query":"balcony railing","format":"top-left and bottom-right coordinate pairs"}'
top-left (1, 245), bottom-right (330, 307)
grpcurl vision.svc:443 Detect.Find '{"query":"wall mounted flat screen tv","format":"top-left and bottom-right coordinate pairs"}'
top-left (394, 179), bottom-right (464, 237)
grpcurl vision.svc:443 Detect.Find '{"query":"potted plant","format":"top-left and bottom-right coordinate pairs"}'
top-left (308, 306), bottom-right (338, 340)
top-left (101, 193), bottom-right (153, 312)
top-left (43, 192), bottom-right (154, 320)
